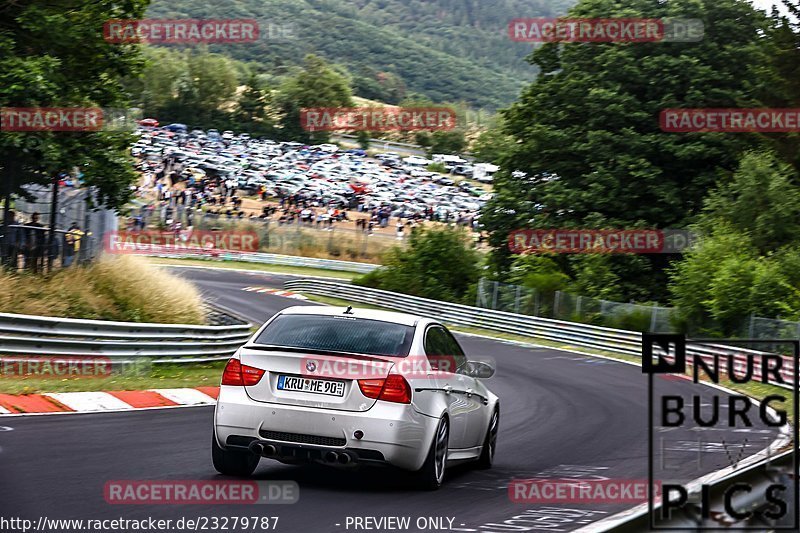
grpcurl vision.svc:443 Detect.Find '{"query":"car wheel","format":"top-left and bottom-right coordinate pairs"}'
top-left (477, 408), bottom-right (499, 469)
top-left (416, 417), bottom-right (449, 490)
top-left (211, 433), bottom-right (259, 477)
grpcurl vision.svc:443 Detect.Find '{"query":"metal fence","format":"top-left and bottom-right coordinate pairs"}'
top-left (283, 279), bottom-right (796, 389)
top-left (127, 202), bottom-right (402, 261)
top-left (476, 278), bottom-right (676, 332)
top-left (0, 225), bottom-right (98, 272)
top-left (0, 308), bottom-right (252, 362)
top-left (140, 246), bottom-right (379, 274)
top-left (3, 185), bottom-right (116, 272)
top-left (477, 278), bottom-right (800, 340)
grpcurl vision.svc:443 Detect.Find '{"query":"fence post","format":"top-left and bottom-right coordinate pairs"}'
top-left (650, 305), bottom-right (658, 332)
top-left (748, 314), bottom-right (755, 338)
top-left (554, 291), bottom-right (561, 318)
top-left (514, 285), bottom-right (521, 314)
top-left (491, 280), bottom-right (499, 310)
top-left (576, 296), bottom-right (582, 320)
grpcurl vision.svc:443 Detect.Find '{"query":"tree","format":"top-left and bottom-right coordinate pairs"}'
top-left (669, 150), bottom-right (800, 334)
top-left (355, 227), bottom-right (481, 303)
top-left (483, 0), bottom-right (781, 299)
top-left (763, 1), bottom-right (800, 171)
top-left (701, 151), bottom-right (800, 254)
top-left (0, 0), bottom-right (149, 213)
top-left (356, 130), bottom-right (371, 150)
top-left (235, 74), bottom-right (274, 136)
top-left (274, 55), bottom-right (353, 143)
top-left (471, 119), bottom-right (515, 164)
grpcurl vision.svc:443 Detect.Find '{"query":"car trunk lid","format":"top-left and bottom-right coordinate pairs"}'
top-left (239, 346), bottom-right (397, 412)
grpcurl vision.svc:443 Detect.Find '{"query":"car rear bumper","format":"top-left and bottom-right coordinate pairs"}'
top-left (214, 386), bottom-right (438, 471)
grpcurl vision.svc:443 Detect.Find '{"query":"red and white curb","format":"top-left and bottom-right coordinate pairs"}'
top-left (242, 286), bottom-right (308, 300)
top-left (0, 387), bottom-right (219, 416)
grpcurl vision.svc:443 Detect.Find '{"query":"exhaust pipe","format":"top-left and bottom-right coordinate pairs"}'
top-left (250, 443), bottom-right (277, 457)
top-left (262, 444), bottom-right (277, 457)
top-left (324, 451), bottom-right (339, 463)
top-left (337, 452), bottom-right (352, 465)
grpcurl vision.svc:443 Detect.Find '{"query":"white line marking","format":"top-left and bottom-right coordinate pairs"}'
top-left (0, 406), bottom-right (11, 415)
top-left (150, 388), bottom-right (216, 405)
top-left (44, 392), bottom-right (134, 412)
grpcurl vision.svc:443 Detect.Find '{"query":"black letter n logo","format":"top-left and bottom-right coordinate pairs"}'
top-left (643, 333), bottom-right (686, 374)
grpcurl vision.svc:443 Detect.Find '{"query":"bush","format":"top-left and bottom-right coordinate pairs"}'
top-left (426, 162), bottom-right (448, 173)
top-left (353, 227), bottom-right (481, 303)
top-left (0, 255), bottom-right (205, 324)
top-left (603, 308), bottom-right (653, 333)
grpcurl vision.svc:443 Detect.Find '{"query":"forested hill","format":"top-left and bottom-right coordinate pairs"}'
top-left (145, 0), bottom-right (575, 109)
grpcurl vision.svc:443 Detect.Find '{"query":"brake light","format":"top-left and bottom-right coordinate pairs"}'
top-left (221, 358), bottom-right (265, 386)
top-left (358, 374), bottom-right (411, 404)
top-left (358, 378), bottom-right (384, 399)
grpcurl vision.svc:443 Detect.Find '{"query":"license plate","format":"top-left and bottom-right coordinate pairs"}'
top-left (277, 375), bottom-right (345, 397)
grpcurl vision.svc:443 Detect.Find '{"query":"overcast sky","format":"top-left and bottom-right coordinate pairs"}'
top-left (750, 0), bottom-right (795, 17)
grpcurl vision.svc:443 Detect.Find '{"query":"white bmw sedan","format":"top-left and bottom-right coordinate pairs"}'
top-left (213, 306), bottom-right (499, 489)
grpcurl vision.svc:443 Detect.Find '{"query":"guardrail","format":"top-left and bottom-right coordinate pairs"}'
top-left (588, 449), bottom-right (795, 531)
top-left (282, 280), bottom-right (796, 389)
top-left (139, 246), bottom-right (379, 274)
top-left (0, 309), bottom-right (252, 361)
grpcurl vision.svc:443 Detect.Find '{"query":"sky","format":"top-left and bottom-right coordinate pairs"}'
top-left (750, 0), bottom-right (795, 18)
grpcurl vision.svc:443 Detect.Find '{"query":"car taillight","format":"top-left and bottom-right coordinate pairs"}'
top-left (358, 374), bottom-right (411, 404)
top-left (221, 358), bottom-right (265, 386)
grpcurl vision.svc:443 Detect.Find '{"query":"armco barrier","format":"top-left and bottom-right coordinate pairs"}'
top-left (582, 449), bottom-right (795, 531)
top-left (0, 310), bottom-right (252, 361)
top-left (282, 279), bottom-right (795, 389)
top-left (137, 245), bottom-right (379, 274)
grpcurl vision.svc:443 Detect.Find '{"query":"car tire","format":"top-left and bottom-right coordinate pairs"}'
top-left (211, 433), bottom-right (260, 477)
top-left (477, 408), bottom-right (499, 469)
top-left (416, 417), bottom-right (449, 490)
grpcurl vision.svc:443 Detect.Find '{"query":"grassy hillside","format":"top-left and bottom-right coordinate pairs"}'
top-left (145, 0), bottom-right (575, 109)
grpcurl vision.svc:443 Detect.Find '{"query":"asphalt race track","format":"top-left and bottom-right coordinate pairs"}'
top-left (0, 265), bottom-right (783, 533)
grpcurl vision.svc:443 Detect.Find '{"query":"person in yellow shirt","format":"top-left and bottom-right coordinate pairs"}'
top-left (63, 222), bottom-right (84, 267)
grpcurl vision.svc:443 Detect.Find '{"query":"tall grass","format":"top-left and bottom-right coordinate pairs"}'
top-left (0, 255), bottom-right (205, 324)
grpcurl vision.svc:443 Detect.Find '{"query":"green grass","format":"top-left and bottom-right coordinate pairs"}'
top-left (145, 256), bottom-right (362, 280)
top-left (0, 361), bottom-right (226, 395)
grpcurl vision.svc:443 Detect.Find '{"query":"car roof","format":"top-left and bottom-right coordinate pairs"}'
top-left (278, 305), bottom-right (424, 327)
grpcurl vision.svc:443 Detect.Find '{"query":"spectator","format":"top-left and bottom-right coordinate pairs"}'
top-left (1, 210), bottom-right (23, 271)
top-left (63, 222), bottom-right (84, 267)
top-left (24, 213), bottom-right (45, 273)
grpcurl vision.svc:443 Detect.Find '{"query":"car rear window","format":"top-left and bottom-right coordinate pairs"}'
top-left (254, 315), bottom-right (414, 357)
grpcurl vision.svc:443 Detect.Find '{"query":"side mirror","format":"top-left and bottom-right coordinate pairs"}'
top-left (464, 360), bottom-right (495, 379)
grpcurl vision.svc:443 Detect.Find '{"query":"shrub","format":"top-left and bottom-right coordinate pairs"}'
top-left (353, 227), bottom-right (481, 303)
